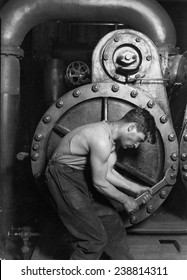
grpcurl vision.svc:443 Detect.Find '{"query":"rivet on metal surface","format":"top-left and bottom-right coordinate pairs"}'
top-left (43, 115), bottom-right (51, 123)
top-left (171, 153), bottom-right (178, 161)
top-left (130, 215), bottom-right (138, 224)
top-left (56, 100), bottom-right (63, 108)
top-left (182, 164), bottom-right (187, 171)
top-left (147, 205), bottom-right (154, 214)
top-left (32, 144), bottom-right (39, 151)
top-left (147, 100), bottom-right (155, 108)
top-left (114, 36), bottom-right (120, 42)
top-left (130, 90), bottom-right (138, 98)
top-left (160, 190), bottom-right (167, 199)
top-left (146, 55), bottom-right (152, 61)
top-left (168, 133), bottom-right (176, 141)
top-left (73, 89), bottom-right (81, 97)
top-left (31, 153), bottom-right (39, 161)
top-left (92, 84), bottom-right (99, 92)
top-left (111, 84), bottom-right (119, 92)
top-left (171, 164), bottom-right (177, 171)
top-left (103, 52), bottom-right (109, 61)
top-left (160, 115), bottom-right (168, 123)
top-left (135, 37), bottom-right (141, 42)
top-left (181, 153), bottom-right (187, 161)
top-left (183, 173), bottom-right (187, 181)
top-left (183, 134), bottom-right (187, 141)
top-left (35, 133), bottom-right (43, 141)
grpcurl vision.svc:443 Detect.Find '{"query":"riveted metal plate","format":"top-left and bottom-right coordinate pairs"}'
top-left (31, 82), bottom-right (179, 227)
top-left (102, 30), bottom-right (152, 83)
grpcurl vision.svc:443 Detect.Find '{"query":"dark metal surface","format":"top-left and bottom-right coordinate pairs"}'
top-left (44, 59), bottom-right (65, 103)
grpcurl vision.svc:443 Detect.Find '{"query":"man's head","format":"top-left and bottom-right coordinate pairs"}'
top-left (117, 107), bottom-right (156, 149)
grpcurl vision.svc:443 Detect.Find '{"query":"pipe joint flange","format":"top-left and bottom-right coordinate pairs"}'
top-left (1, 46), bottom-right (24, 58)
top-left (100, 29), bottom-right (154, 83)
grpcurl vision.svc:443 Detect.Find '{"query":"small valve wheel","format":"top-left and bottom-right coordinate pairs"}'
top-left (65, 61), bottom-right (90, 86)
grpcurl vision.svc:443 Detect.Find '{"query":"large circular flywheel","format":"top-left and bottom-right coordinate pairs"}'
top-left (31, 82), bottom-right (178, 227)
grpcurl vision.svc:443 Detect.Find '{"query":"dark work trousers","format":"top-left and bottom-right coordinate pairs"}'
top-left (45, 160), bottom-right (134, 260)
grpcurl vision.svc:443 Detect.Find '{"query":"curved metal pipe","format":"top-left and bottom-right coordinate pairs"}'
top-left (1, 0), bottom-right (176, 48)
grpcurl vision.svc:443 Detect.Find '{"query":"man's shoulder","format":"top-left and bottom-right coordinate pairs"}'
top-left (88, 129), bottom-right (111, 155)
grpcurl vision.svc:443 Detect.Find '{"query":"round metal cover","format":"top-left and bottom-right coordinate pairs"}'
top-left (31, 82), bottom-right (178, 226)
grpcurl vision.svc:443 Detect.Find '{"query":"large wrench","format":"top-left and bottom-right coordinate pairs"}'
top-left (135, 168), bottom-right (177, 208)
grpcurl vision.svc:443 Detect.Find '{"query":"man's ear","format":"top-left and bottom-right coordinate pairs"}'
top-left (127, 122), bottom-right (137, 132)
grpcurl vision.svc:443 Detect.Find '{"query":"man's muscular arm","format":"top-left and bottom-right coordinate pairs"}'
top-left (89, 137), bottom-right (138, 212)
top-left (106, 151), bottom-right (152, 199)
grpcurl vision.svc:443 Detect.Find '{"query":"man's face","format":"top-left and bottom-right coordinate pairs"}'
top-left (120, 123), bottom-right (146, 149)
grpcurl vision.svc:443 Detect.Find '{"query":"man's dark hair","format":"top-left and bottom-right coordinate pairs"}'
top-left (120, 107), bottom-right (157, 144)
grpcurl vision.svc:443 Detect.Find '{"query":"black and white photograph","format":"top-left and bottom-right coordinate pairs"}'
top-left (0, 0), bottom-right (187, 275)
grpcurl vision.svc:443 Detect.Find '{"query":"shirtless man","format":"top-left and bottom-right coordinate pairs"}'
top-left (45, 107), bottom-right (156, 260)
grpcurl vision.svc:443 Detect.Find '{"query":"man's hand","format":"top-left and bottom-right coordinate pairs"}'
top-left (136, 185), bottom-right (152, 197)
top-left (141, 191), bottom-right (152, 204)
top-left (122, 196), bottom-right (139, 214)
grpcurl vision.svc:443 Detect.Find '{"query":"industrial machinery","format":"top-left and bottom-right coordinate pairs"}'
top-left (1, 0), bottom-right (187, 259)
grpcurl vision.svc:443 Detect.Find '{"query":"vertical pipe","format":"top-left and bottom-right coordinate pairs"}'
top-left (0, 54), bottom-right (21, 258)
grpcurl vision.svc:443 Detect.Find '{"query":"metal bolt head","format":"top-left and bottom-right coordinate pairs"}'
top-left (182, 164), bottom-right (187, 171)
top-left (160, 115), bottom-right (168, 124)
top-left (183, 134), bottom-right (187, 141)
top-left (92, 84), bottom-right (99, 92)
top-left (114, 36), bottom-right (120, 42)
top-left (147, 100), bottom-right (155, 108)
top-left (73, 89), bottom-right (81, 97)
top-left (170, 173), bottom-right (177, 180)
top-left (147, 205), bottom-right (154, 214)
top-left (168, 133), bottom-right (176, 141)
top-left (136, 37), bottom-right (141, 42)
top-left (56, 100), bottom-right (63, 108)
top-left (132, 55), bottom-right (137, 60)
top-left (31, 153), bottom-right (39, 161)
top-left (32, 144), bottom-right (39, 151)
top-left (183, 172), bottom-right (187, 181)
top-left (35, 133), bottom-right (43, 141)
top-left (171, 164), bottom-right (177, 171)
top-left (171, 152), bottom-right (178, 161)
top-left (103, 52), bottom-right (109, 61)
top-left (146, 55), bottom-right (152, 61)
top-left (111, 84), bottom-right (119, 92)
top-left (125, 54), bottom-right (132, 60)
top-left (130, 90), bottom-right (138, 98)
top-left (43, 115), bottom-right (51, 123)
top-left (160, 190), bottom-right (167, 199)
top-left (181, 153), bottom-right (187, 161)
top-left (130, 215), bottom-right (138, 224)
